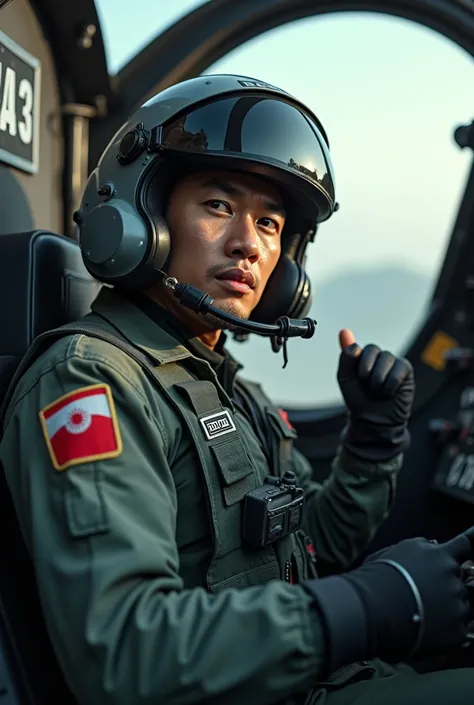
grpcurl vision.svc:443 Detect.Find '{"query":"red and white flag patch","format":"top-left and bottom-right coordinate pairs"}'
top-left (39, 384), bottom-right (123, 471)
top-left (278, 408), bottom-right (294, 431)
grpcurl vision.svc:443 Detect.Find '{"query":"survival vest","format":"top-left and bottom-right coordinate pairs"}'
top-left (1, 321), bottom-right (319, 593)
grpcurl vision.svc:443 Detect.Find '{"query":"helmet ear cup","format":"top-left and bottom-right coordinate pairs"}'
top-left (80, 156), bottom-right (175, 291)
top-left (116, 214), bottom-right (171, 291)
top-left (250, 255), bottom-right (312, 323)
top-left (80, 202), bottom-right (171, 290)
top-left (288, 265), bottom-right (312, 319)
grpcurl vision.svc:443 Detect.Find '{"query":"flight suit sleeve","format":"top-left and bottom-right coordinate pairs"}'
top-left (1, 347), bottom-right (329, 705)
top-left (292, 445), bottom-right (402, 575)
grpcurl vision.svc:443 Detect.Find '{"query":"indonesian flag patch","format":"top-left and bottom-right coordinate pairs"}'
top-left (39, 384), bottom-right (123, 471)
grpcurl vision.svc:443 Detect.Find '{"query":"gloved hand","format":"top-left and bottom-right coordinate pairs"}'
top-left (336, 329), bottom-right (415, 462)
top-left (302, 528), bottom-right (474, 674)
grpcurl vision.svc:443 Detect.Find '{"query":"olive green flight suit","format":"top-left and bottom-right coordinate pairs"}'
top-left (1, 287), bottom-right (472, 705)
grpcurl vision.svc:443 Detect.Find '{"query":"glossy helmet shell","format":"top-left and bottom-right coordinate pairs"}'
top-left (78, 74), bottom-right (337, 322)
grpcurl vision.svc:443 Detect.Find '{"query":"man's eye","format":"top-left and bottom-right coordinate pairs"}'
top-left (259, 217), bottom-right (279, 231)
top-left (206, 199), bottom-right (230, 212)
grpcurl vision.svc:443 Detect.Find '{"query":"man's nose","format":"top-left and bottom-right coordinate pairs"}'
top-left (224, 217), bottom-right (260, 264)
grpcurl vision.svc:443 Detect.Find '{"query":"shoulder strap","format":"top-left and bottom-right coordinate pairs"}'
top-left (1, 322), bottom-right (169, 429)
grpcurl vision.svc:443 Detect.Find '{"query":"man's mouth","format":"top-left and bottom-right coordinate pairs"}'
top-left (214, 268), bottom-right (256, 294)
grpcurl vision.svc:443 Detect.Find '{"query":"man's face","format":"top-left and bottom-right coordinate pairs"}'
top-left (164, 169), bottom-right (286, 325)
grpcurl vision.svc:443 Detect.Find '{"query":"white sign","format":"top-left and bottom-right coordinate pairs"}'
top-left (0, 30), bottom-right (40, 174)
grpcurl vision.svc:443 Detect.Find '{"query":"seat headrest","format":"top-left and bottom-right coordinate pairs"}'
top-left (0, 230), bottom-right (101, 356)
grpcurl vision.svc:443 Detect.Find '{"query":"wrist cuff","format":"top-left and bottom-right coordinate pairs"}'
top-left (336, 447), bottom-right (404, 477)
top-left (342, 422), bottom-right (410, 462)
top-left (301, 576), bottom-right (369, 674)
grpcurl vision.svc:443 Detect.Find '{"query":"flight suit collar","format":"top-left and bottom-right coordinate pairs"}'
top-left (89, 287), bottom-right (243, 397)
top-left (129, 292), bottom-right (243, 397)
top-left (89, 286), bottom-right (192, 366)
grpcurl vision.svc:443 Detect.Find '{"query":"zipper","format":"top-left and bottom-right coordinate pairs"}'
top-left (284, 560), bottom-right (293, 583)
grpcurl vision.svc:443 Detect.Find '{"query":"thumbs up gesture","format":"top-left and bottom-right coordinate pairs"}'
top-left (336, 329), bottom-right (415, 463)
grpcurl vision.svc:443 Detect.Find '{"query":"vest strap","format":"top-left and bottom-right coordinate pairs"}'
top-left (2, 321), bottom-right (279, 587)
top-left (175, 380), bottom-right (253, 506)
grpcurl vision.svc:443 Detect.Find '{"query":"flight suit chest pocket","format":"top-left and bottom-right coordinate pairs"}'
top-left (64, 466), bottom-right (109, 538)
top-left (175, 380), bottom-right (255, 507)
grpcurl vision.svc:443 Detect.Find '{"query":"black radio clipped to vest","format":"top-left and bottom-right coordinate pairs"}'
top-left (242, 471), bottom-right (305, 548)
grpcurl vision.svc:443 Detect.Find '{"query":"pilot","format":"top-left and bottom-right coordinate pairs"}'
top-left (1, 74), bottom-right (474, 705)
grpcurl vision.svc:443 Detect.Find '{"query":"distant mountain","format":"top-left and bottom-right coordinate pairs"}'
top-left (226, 264), bottom-right (432, 407)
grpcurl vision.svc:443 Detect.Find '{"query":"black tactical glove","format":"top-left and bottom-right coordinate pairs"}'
top-left (302, 528), bottom-right (474, 674)
top-left (337, 343), bottom-right (415, 462)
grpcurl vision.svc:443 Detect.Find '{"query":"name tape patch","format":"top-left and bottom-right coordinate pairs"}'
top-left (200, 410), bottom-right (236, 440)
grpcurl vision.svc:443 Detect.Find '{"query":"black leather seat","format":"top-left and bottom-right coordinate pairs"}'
top-left (0, 230), bottom-right (101, 356)
top-left (0, 231), bottom-right (101, 705)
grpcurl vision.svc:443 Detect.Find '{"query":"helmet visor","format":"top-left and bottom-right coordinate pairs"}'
top-left (156, 95), bottom-right (336, 222)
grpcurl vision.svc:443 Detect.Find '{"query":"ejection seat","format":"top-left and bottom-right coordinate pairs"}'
top-left (0, 230), bottom-right (101, 705)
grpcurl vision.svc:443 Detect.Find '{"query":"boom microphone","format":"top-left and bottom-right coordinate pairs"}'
top-left (161, 275), bottom-right (317, 340)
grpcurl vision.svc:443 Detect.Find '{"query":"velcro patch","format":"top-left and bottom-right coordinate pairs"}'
top-left (200, 410), bottom-right (236, 440)
top-left (39, 384), bottom-right (123, 471)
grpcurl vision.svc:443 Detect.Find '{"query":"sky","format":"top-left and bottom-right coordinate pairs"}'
top-left (94, 0), bottom-right (473, 406)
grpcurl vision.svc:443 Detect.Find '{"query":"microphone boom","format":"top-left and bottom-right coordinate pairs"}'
top-left (162, 277), bottom-right (317, 340)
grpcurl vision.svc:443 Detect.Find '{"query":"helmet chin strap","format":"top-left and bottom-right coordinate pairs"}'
top-left (157, 271), bottom-right (317, 368)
